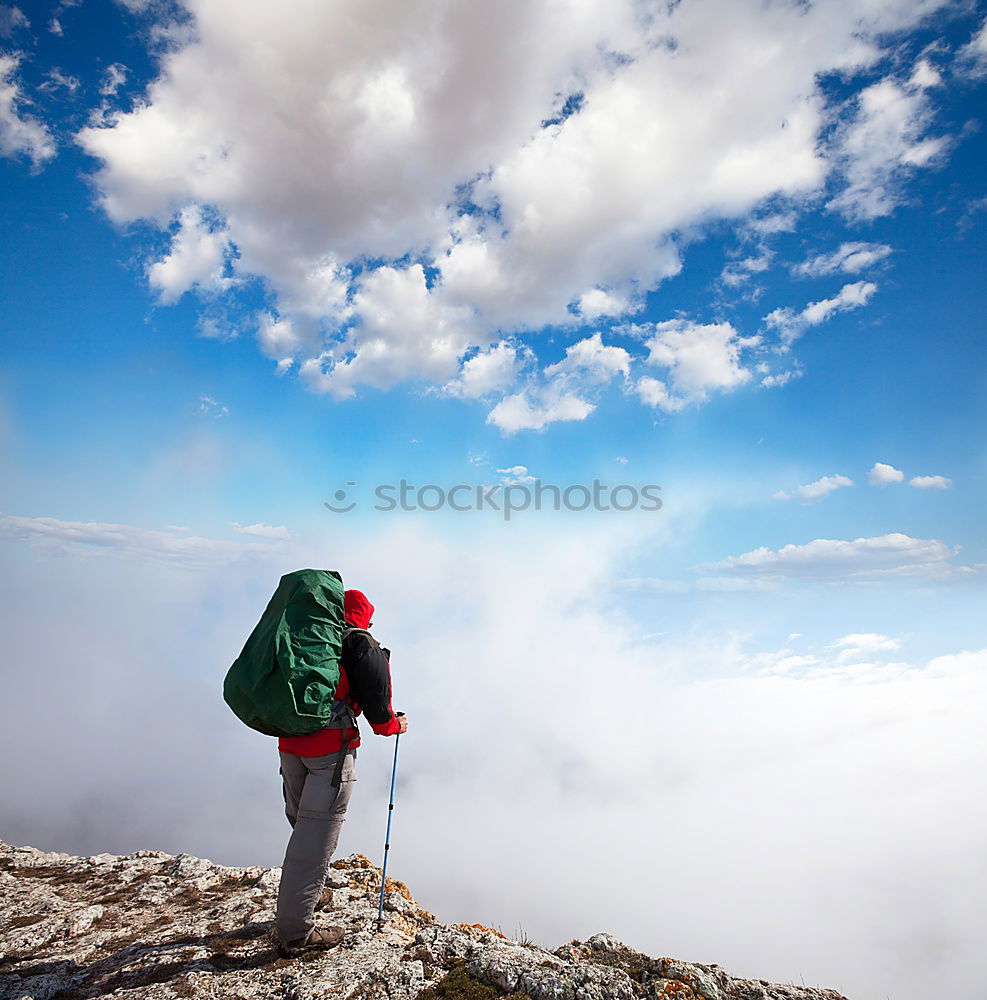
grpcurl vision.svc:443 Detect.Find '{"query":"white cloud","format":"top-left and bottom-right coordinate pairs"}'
top-left (497, 465), bottom-right (535, 486)
top-left (0, 515), bottom-right (280, 568)
top-left (759, 367), bottom-right (801, 389)
top-left (197, 395), bottom-right (228, 417)
top-left (869, 462), bottom-right (905, 486)
top-left (720, 249), bottom-right (774, 287)
top-left (827, 632), bottom-right (902, 665)
top-left (795, 242), bottom-right (893, 277)
top-left (956, 18), bottom-right (987, 78)
top-left (632, 320), bottom-right (756, 411)
top-left (828, 61), bottom-right (948, 220)
top-left (45, 0), bottom-right (80, 38)
top-left (0, 53), bottom-right (56, 167)
top-left (487, 386), bottom-right (594, 435)
top-left (909, 58), bottom-right (942, 90)
top-left (300, 264), bottom-right (475, 399)
top-left (76, 0), bottom-right (955, 401)
top-left (909, 474), bottom-right (951, 490)
top-left (620, 576), bottom-right (691, 594)
top-left (793, 282), bottom-right (877, 327)
top-left (624, 573), bottom-right (774, 594)
top-left (255, 312), bottom-right (309, 368)
top-left (196, 314), bottom-right (237, 341)
top-left (747, 211), bottom-right (797, 236)
top-left (40, 68), bottom-right (80, 95)
top-left (482, 332), bottom-right (630, 432)
top-left (443, 341), bottom-right (529, 399)
top-left (634, 376), bottom-right (686, 413)
top-left (99, 63), bottom-right (129, 97)
top-left (147, 205), bottom-right (235, 304)
top-left (543, 332), bottom-right (631, 385)
top-left (774, 474), bottom-right (854, 504)
top-left (230, 522), bottom-right (291, 540)
top-left (829, 632), bottom-right (899, 651)
top-left (745, 639), bottom-right (915, 682)
top-left (575, 288), bottom-right (637, 321)
top-left (765, 281), bottom-right (877, 348)
top-left (697, 533), bottom-right (972, 581)
top-left (0, 6), bottom-right (29, 36)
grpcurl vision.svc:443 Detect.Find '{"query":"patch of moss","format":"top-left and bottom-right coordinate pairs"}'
top-left (584, 947), bottom-right (700, 998)
top-left (203, 872), bottom-right (264, 897)
top-left (417, 961), bottom-right (533, 1000)
top-left (418, 964), bottom-right (498, 1000)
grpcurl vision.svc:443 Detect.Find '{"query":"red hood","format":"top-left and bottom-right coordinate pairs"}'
top-left (344, 589), bottom-right (374, 629)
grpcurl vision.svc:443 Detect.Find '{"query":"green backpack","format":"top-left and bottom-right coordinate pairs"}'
top-left (223, 568), bottom-right (347, 737)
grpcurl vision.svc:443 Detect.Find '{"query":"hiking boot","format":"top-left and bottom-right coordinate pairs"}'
top-left (316, 886), bottom-right (334, 911)
top-left (277, 925), bottom-right (345, 958)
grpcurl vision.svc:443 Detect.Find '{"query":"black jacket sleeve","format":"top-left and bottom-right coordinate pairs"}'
top-left (343, 631), bottom-right (395, 727)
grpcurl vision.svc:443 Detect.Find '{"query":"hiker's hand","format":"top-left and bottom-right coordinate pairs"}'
top-left (396, 715), bottom-right (409, 734)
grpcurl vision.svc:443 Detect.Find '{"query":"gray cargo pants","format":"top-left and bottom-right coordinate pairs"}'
top-left (275, 749), bottom-right (356, 942)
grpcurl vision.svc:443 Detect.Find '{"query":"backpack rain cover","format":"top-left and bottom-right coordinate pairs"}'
top-left (223, 568), bottom-right (346, 737)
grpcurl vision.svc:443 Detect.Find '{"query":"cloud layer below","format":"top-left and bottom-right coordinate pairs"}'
top-left (1, 516), bottom-right (984, 1000)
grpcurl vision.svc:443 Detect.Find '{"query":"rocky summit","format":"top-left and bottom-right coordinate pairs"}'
top-left (0, 841), bottom-right (848, 1000)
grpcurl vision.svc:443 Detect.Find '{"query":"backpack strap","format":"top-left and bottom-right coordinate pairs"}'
top-left (343, 626), bottom-right (389, 661)
top-left (329, 627), bottom-right (370, 787)
top-left (332, 719), bottom-right (355, 788)
top-left (325, 698), bottom-right (357, 788)
top-left (342, 626), bottom-right (376, 644)
top-left (323, 698), bottom-right (357, 729)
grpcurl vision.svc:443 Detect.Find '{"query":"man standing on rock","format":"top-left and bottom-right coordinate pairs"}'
top-left (274, 588), bottom-right (408, 958)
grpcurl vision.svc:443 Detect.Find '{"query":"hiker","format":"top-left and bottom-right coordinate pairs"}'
top-left (274, 588), bottom-right (408, 957)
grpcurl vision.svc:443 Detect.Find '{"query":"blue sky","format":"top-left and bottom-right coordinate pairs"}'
top-left (1, 3), bottom-right (986, 999)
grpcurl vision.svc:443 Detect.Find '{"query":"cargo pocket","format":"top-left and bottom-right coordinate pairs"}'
top-left (297, 752), bottom-right (355, 819)
top-left (332, 753), bottom-right (357, 818)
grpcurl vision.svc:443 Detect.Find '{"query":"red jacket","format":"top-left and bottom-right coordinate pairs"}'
top-left (278, 589), bottom-right (401, 757)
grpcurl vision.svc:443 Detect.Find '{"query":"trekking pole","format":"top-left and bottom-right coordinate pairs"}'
top-left (376, 713), bottom-right (403, 932)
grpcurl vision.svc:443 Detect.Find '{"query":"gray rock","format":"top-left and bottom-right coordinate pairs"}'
top-left (0, 840), bottom-right (850, 1000)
